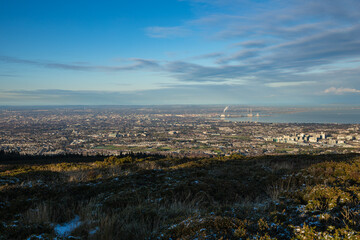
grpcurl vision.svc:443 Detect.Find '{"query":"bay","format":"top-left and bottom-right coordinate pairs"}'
top-left (220, 108), bottom-right (360, 124)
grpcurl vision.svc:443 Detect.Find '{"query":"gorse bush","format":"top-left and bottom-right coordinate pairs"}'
top-left (103, 156), bottom-right (134, 165)
top-left (303, 185), bottom-right (353, 211)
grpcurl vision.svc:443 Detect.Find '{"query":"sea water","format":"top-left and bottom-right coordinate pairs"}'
top-left (222, 108), bottom-right (360, 124)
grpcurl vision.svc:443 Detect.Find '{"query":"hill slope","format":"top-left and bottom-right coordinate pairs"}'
top-left (1, 153), bottom-right (360, 239)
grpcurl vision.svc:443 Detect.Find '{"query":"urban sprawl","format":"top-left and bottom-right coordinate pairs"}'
top-left (0, 106), bottom-right (359, 157)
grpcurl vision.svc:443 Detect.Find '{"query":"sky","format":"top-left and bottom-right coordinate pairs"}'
top-left (0, 0), bottom-right (360, 105)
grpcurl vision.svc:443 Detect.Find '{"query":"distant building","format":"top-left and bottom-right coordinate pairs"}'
top-left (320, 132), bottom-right (326, 139)
top-left (168, 131), bottom-right (179, 135)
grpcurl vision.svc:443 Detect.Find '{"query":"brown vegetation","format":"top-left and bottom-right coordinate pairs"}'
top-left (1, 153), bottom-right (360, 239)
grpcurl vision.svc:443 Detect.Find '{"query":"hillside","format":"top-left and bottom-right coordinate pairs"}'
top-left (1, 153), bottom-right (360, 239)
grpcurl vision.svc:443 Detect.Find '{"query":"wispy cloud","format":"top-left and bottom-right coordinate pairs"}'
top-left (192, 52), bottom-right (224, 60)
top-left (141, 0), bottom-right (359, 89)
top-left (145, 26), bottom-right (191, 38)
top-left (165, 61), bottom-right (252, 82)
top-left (324, 87), bottom-right (360, 94)
top-left (234, 40), bottom-right (267, 48)
top-left (217, 49), bottom-right (259, 64)
top-left (0, 84), bottom-right (285, 105)
top-left (266, 81), bottom-right (314, 88)
top-left (0, 56), bottom-right (161, 72)
top-left (163, 22), bottom-right (360, 85)
top-left (0, 73), bottom-right (18, 77)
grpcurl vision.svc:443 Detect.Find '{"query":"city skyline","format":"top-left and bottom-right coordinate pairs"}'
top-left (1, 0), bottom-right (360, 105)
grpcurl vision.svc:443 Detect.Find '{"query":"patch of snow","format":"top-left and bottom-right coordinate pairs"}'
top-left (168, 223), bottom-right (178, 229)
top-left (296, 205), bottom-right (306, 212)
top-left (26, 234), bottom-right (45, 240)
top-left (308, 220), bottom-right (321, 226)
top-left (89, 226), bottom-right (99, 235)
top-left (270, 223), bottom-right (278, 228)
top-left (20, 181), bottom-right (33, 188)
top-left (54, 215), bottom-right (81, 237)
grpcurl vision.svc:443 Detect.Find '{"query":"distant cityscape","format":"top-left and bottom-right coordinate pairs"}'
top-left (269, 131), bottom-right (360, 146)
top-left (0, 106), bottom-right (359, 157)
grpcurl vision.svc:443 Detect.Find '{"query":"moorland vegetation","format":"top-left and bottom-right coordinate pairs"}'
top-left (1, 152), bottom-right (360, 239)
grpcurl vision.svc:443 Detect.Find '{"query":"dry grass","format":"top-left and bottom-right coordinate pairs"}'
top-left (1, 153), bottom-right (360, 239)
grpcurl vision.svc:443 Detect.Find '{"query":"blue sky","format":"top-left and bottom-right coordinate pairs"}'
top-left (1, 0), bottom-right (360, 105)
